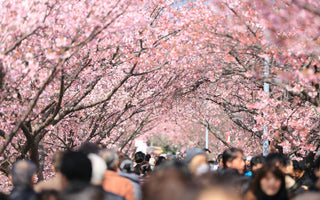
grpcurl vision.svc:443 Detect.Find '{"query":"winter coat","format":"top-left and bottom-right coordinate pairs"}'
top-left (9, 185), bottom-right (37, 200)
top-left (102, 170), bottom-right (134, 200)
top-left (118, 171), bottom-right (142, 200)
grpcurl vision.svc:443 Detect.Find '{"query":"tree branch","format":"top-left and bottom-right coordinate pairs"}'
top-left (120, 110), bottom-right (153, 151)
top-left (293, 0), bottom-right (320, 16)
top-left (4, 26), bottom-right (45, 55)
top-left (0, 66), bottom-right (57, 155)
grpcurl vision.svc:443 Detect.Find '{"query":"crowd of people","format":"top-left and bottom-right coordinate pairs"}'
top-left (1, 143), bottom-right (320, 200)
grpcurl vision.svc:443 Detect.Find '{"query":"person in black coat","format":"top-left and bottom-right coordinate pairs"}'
top-left (9, 160), bottom-right (37, 200)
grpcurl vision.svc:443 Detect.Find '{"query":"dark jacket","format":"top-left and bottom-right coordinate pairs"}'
top-left (290, 173), bottom-right (314, 196)
top-left (9, 185), bottom-right (37, 200)
top-left (59, 181), bottom-right (125, 200)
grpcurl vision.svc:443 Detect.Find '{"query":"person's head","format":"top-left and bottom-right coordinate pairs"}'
top-left (196, 168), bottom-right (249, 200)
top-left (155, 156), bottom-right (166, 167)
top-left (250, 163), bottom-right (288, 199)
top-left (197, 169), bottom-right (247, 195)
top-left (292, 160), bottom-right (306, 179)
top-left (52, 151), bottom-right (64, 173)
top-left (222, 148), bottom-right (245, 174)
top-left (10, 160), bottom-right (37, 186)
top-left (184, 148), bottom-right (208, 175)
top-left (251, 155), bottom-right (265, 172)
top-left (100, 150), bottom-right (119, 171)
top-left (134, 151), bottom-right (145, 164)
top-left (142, 160), bottom-right (192, 200)
top-left (140, 161), bottom-right (152, 176)
top-left (145, 154), bottom-right (151, 162)
top-left (246, 156), bottom-right (252, 167)
top-left (265, 153), bottom-right (294, 175)
top-left (265, 153), bottom-right (286, 167)
top-left (282, 156), bottom-right (293, 176)
top-left (197, 185), bottom-right (241, 200)
top-left (60, 151), bottom-right (92, 185)
top-left (77, 142), bottom-right (100, 155)
top-left (217, 154), bottom-right (223, 168)
top-left (119, 159), bottom-right (134, 173)
top-left (155, 160), bottom-right (191, 177)
top-left (88, 153), bottom-right (107, 185)
top-left (203, 148), bottom-right (211, 154)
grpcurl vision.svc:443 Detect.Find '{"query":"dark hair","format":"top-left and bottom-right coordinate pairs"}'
top-left (119, 158), bottom-right (134, 173)
top-left (292, 160), bottom-right (306, 171)
top-left (134, 151), bottom-right (145, 163)
top-left (145, 154), bottom-right (151, 162)
top-left (217, 154), bottom-right (223, 162)
top-left (251, 156), bottom-right (265, 168)
top-left (140, 161), bottom-right (152, 175)
top-left (203, 148), bottom-right (211, 153)
top-left (283, 156), bottom-right (292, 167)
top-left (60, 151), bottom-right (92, 183)
top-left (77, 142), bottom-right (100, 155)
top-left (250, 163), bottom-right (289, 200)
top-left (222, 148), bottom-right (243, 168)
top-left (265, 153), bottom-right (289, 167)
top-left (155, 156), bottom-right (166, 167)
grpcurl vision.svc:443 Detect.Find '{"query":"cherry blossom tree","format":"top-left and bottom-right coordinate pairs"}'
top-left (149, 0), bottom-right (320, 157)
top-left (0, 0), bottom-right (184, 186)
